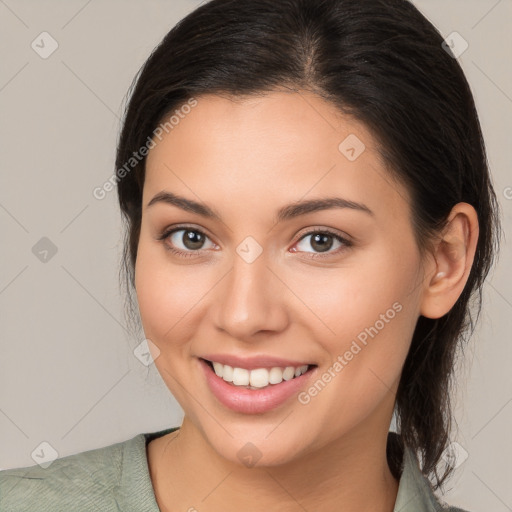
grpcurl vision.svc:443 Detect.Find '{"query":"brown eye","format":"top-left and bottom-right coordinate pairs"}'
top-left (177, 229), bottom-right (207, 250)
top-left (159, 226), bottom-right (217, 256)
top-left (309, 233), bottom-right (334, 253)
top-left (292, 229), bottom-right (352, 258)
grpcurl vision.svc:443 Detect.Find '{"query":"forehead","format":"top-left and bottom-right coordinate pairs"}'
top-left (143, 91), bottom-right (411, 225)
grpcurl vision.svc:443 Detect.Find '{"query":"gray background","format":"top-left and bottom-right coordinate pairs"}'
top-left (0, 1), bottom-right (511, 510)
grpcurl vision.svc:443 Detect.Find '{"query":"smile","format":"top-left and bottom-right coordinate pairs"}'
top-left (205, 359), bottom-right (310, 389)
top-left (199, 358), bottom-right (318, 414)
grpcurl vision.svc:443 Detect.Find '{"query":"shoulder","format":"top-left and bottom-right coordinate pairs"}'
top-left (388, 432), bottom-right (472, 512)
top-left (403, 446), bottom-right (472, 512)
top-left (0, 433), bottom-right (146, 512)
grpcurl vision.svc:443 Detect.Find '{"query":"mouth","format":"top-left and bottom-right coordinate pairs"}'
top-left (201, 357), bottom-right (317, 390)
top-left (199, 357), bottom-right (318, 414)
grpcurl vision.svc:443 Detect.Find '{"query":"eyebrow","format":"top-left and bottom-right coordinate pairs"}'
top-left (146, 191), bottom-right (374, 222)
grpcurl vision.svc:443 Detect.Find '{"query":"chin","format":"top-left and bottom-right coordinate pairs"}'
top-left (203, 425), bottom-right (312, 469)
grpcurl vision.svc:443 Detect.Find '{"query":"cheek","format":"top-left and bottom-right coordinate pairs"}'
top-left (135, 249), bottom-right (171, 336)
top-left (307, 245), bottom-right (417, 334)
top-left (134, 234), bottom-right (206, 343)
top-left (307, 244), bottom-right (420, 384)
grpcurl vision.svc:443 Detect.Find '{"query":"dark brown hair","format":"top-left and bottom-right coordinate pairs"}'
top-left (115, 0), bottom-right (502, 490)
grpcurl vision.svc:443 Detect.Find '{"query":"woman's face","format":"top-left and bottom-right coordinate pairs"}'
top-left (135, 90), bottom-right (427, 466)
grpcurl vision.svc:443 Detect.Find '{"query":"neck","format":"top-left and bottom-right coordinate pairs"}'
top-left (148, 415), bottom-right (399, 512)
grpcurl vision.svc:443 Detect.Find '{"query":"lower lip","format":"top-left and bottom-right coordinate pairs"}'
top-left (199, 358), bottom-right (317, 414)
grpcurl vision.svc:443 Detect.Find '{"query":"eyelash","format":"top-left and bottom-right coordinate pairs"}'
top-left (156, 224), bottom-right (353, 260)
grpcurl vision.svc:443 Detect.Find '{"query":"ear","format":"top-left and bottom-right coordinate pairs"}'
top-left (420, 202), bottom-right (479, 319)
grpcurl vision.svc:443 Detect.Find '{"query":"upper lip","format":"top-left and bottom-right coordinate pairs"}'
top-left (201, 353), bottom-right (314, 371)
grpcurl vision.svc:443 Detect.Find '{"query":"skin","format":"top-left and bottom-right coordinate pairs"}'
top-left (135, 90), bottom-right (479, 512)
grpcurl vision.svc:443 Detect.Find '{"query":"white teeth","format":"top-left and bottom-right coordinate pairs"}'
top-left (282, 366), bottom-right (296, 381)
top-left (268, 367), bottom-right (283, 384)
top-left (209, 361), bottom-right (309, 388)
top-left (232, 367), bottom-right (250, 386)
top-left (212, 361), bottom-right (224, 378)
top-left (249, 368), bottom-right (269, 388)
top-left (221, 363), bottom-right (233, 382)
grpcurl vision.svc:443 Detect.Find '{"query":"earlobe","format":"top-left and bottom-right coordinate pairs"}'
top-left (420, 202), bottom-right (479, 319)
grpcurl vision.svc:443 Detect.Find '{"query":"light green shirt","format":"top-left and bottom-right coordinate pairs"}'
top-left (0, 427), bottom-right (469, 511)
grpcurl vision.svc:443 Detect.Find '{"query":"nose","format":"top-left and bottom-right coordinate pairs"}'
top-left (212, 246), bottom-right (289, 341)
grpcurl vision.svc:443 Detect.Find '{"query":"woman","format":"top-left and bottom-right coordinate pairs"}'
top-left (0, 0), bottom-right (501, 510)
